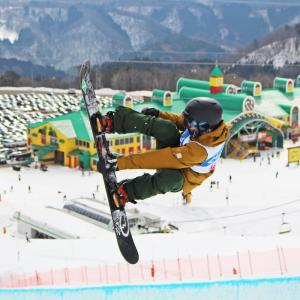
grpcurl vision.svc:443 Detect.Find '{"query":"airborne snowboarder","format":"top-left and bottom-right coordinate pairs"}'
top-left (97, 97), bottom-right (229, 206)
top-left (81, 61), bottom-right (139, 263)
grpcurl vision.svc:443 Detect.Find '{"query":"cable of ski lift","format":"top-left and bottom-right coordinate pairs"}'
top-left (170, 197), bottom-right (300, 224)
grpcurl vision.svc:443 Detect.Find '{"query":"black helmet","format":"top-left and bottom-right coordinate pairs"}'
top-left (183, 97), bottom-right (223, 135)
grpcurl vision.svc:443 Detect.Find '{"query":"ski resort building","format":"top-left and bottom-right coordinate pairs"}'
top-left (27, 65), bottom-right (300, 167)
top-left (27, 99), bottom-right (153, 170)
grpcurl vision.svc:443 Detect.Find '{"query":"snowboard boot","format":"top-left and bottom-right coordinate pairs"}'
top-left (99, 111), bottom-right (114, 133)
top-left (113, 181), bottom-right (136, 208)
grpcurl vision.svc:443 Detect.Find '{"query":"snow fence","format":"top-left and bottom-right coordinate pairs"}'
top-left (1, 247), bottom-right (300, 288)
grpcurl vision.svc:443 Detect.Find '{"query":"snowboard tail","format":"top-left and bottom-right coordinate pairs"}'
top-left (80, 60), bottom-right (139, 264)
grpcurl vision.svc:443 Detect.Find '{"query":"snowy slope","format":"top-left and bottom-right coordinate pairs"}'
top-left (1, 140), bottom-right (300, 274)
top-left (236, 21), bottom-right (300, 69)
top-left (1, 143), bottom-right (300, 238)
top-left (238, 37), bottom-right (300, 69)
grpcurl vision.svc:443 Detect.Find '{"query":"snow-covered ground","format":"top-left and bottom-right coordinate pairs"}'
top-left (1, 140), bottom-right (300, 274)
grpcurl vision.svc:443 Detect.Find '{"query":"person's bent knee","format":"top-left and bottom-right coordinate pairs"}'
top-left (168, 170), bottom-right (184, 192)
top-left (156, 169), bottom-right (184, 193)
top-left (153, 119), bottom-right (180, 147)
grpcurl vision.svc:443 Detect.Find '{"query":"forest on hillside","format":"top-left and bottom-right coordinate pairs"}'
top-left (0, 62), bottom-right (299, 91)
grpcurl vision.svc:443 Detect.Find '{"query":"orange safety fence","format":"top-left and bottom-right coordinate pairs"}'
top-left (1, 247), bottom-right (300, 288)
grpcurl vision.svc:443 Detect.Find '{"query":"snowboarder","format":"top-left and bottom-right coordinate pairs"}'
top-left (25, 232), bottom-right (30, 243)
top-left (97, 97), bottom-right (229, 206)
top-left (225, 192), bottom-right (229, 205)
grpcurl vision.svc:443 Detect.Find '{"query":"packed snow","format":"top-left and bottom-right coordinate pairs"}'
top-left (1, 140), bottom-right (300, 274)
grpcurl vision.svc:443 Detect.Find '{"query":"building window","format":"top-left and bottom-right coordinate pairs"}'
top-left (115, 139), bottom-right (119, 146)
top-left (137, 136), bottom-right (140, 143)
top-left (143, 135), bottom-right (151, 147)
top-left (38, 127), bottom-right (46, 135)
top-left (129, 137), bottom-right (134, 143)
top-left (41, 134), bottom-right (46, 145)
top-left (50, 136), bottom-right (58, 144)
top-left (86, 142), bottom-right (90, 148)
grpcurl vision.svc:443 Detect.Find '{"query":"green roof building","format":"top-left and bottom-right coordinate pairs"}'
top-left (27, 108), bottom-right (148, 170)
top-left (28, 66), bottom-right (300, 162)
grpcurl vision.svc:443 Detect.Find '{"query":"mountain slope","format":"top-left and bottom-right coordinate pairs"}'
top-left (237, 24), bottom-right (300, 68)
top-left (0, 58), bottom-right (65, 78)
top-left (0, 0), bottom-right (299, 70)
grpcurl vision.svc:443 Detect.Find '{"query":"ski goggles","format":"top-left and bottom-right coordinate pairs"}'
top-left (184, 117), bottom-right (209, 130)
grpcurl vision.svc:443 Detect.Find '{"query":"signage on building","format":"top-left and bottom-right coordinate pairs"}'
top-left (239, 133), bottom-right (256, 142)
top-left (257, 131), bottom-right (268, 140)
top-left (239, 131), bottom-right (269, 142)
top-left (287, 146), bottom-right (300, 165)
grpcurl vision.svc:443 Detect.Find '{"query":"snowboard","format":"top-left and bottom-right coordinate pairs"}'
top-left (80, 60), bottom-right (139, 264)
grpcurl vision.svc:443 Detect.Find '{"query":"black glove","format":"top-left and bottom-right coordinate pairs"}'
top-left (141, 107), bottom-right (160, 118)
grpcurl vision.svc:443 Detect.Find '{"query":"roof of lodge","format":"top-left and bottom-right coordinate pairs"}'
top-left (28, 110), bottom-right (93, 140)
top-left (254, 88), bottom-right (300, 118)
top-left (27, 73), bottom-right (300, 139)
top-left (28, 86), bottom-right (300, 135)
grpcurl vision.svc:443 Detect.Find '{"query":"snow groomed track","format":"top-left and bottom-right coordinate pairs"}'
top-left (0, 276), bottom-right (300, 300)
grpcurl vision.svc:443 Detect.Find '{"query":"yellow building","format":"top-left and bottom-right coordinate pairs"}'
top-left (27, 109), bottom-right (151, 170)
